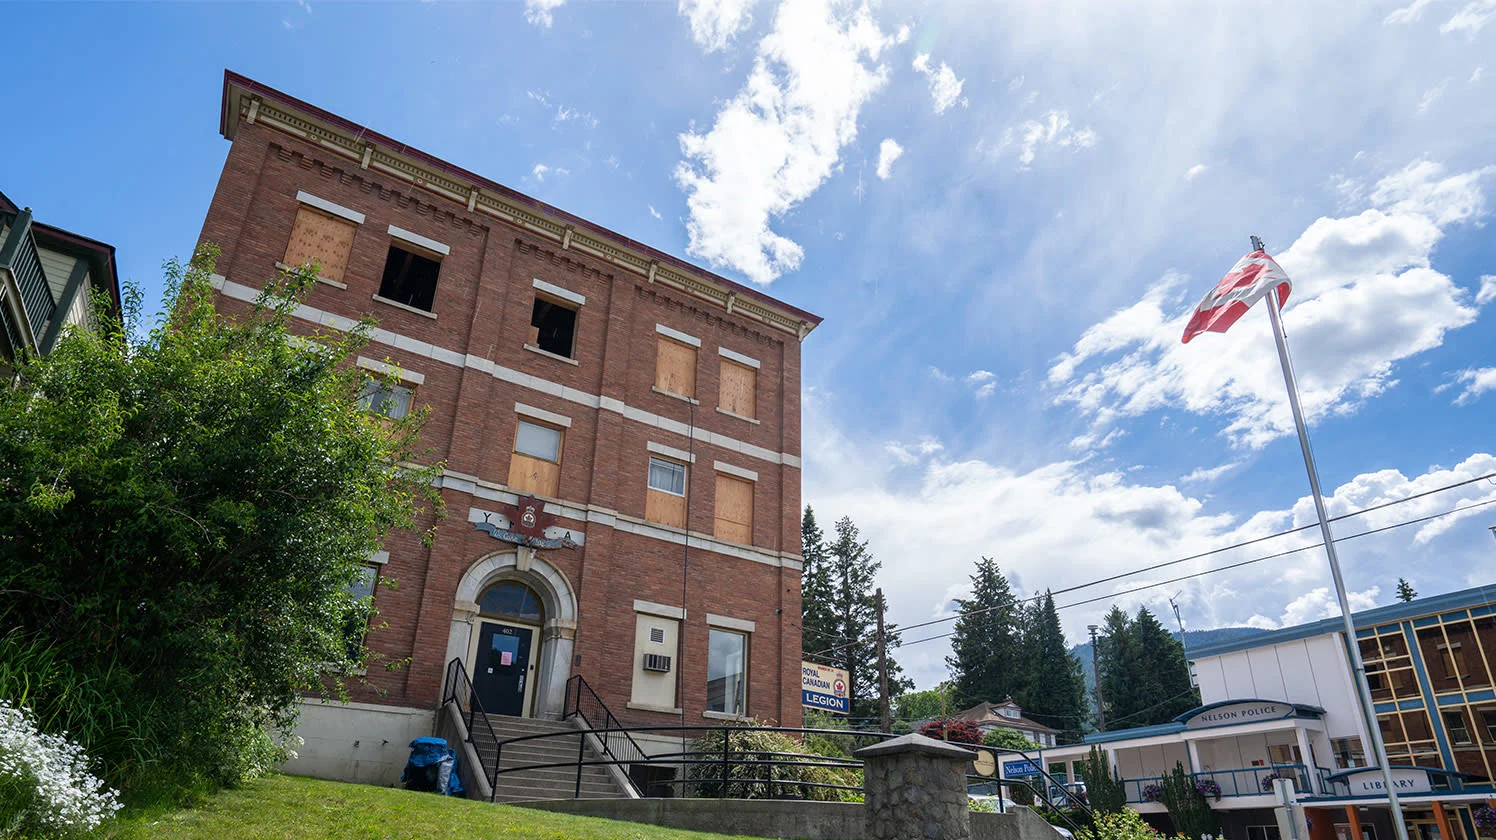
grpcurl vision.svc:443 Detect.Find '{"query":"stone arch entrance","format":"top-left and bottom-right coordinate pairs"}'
top-left (447, 547), bottom-right (577, 719)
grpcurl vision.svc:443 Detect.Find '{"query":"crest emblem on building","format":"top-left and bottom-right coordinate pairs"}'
top-left (474, 495), bottom-right (577, 550)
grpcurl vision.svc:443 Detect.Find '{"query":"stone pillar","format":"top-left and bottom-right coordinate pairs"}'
top-left (854, 733), bottom-right (976, 840)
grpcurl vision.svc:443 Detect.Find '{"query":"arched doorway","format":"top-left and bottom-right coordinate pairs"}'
top-left (469, 582), bottom-right (544, 717)
top-left (447, 549), bottom-right (578, 719)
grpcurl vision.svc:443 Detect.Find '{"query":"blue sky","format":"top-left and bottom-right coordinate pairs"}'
top-left (6, 0), bottom-right (1494, 689)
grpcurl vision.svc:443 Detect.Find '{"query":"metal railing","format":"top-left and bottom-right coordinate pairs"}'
top-left (562, 674), bottom-right (647, 797)
top-left (440, 657), bottom-right (504, 798)
top-left (1123, 763), bottom-right (1315, 803)
top-left (0, 210), bottom-right (56, 346)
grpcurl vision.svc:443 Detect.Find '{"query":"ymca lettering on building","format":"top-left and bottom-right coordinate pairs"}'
top-left (195, 71), bottom-right (821, 783)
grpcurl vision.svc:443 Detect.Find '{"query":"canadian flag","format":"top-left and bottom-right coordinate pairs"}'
top-left (1181, 249), bottom-right (1293, 343)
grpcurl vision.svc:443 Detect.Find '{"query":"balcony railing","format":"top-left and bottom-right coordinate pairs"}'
top-left (1124, 764), bottom-right (1322, 803)
top-left (0, 209), bottom-right (57, 352)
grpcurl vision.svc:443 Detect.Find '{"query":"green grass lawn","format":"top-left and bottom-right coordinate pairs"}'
top-left (99, 774), bottom-right (760, 840)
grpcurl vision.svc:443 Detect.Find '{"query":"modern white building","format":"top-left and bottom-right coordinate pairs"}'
top-left (1015, 585), bottom-right (1496, 840)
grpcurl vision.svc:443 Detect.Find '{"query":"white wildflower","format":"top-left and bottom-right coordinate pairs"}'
top-left (0, 700), bottom-right (122, 835)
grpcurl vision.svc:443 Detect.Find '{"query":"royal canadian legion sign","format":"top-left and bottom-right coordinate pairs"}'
top-left (1181, 700), bottom-right (1295, 730)
top-left (801, 662), bottom-right (850, 715)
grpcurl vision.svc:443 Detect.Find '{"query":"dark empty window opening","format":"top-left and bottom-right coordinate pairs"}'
top-left (378, 245), bottom-right (441, 312)
top-left (530, 297), bottom-right (577, 358)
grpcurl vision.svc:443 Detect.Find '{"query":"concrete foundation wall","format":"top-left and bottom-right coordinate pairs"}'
top-left (517, 799), bottom-right (1063, 840)
top-left (283, 700), bottom-right (436, 786)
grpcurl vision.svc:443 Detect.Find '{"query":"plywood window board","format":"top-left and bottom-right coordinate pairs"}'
top-left (509, 419), bottom-right (563, 497)
top-left (646, 488), bottom-right (687, 529)
top-left (655, 336), bottom-right (697, 399)
top-left (719, 359), bottom-right (756, 419)
top-left (284, 206), bottom-right (356, 284)
top-left (713, 473), bottom-right (754, 545)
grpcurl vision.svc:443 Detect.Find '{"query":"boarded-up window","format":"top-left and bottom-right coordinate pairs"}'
top-left (719, 359), bottom-right (756, 419)
top-left (508, 419), bottom-right (562, 497)
top-left (284, 207), bottom-right (356, 284)
top-left (655, 337), bottom-right (697, 398)
top-left (645, 456), bottom-right (687, 529)
top-left (714, 474), bottom-right (754, 545)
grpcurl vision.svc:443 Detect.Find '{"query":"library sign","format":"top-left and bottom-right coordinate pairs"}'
top-left (1182, 701), bottom-right (1295, 730)
top-left (801, 662), bottom-right (850, 715)
top-left (1336, 768), bottom-right (1433, 795)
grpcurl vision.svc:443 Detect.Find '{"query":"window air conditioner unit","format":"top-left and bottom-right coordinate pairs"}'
top-left (643, 654), bottom-right (672, 673)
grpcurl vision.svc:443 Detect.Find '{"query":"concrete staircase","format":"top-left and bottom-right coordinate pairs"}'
top-left (473, 713), bottom-right (630, 803)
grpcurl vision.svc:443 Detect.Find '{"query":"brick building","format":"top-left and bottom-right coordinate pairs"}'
top-left (196, 72), bottom-right (819, 782)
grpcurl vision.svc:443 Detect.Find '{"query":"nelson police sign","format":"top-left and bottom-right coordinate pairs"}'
top-left (801, 661), bottom-right (850, 715)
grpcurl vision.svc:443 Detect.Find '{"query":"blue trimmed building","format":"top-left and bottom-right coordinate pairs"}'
top-left (1029, 584), bottom-right (1496, 840)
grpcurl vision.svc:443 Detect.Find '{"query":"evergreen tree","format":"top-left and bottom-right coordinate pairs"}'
top-left (1127, 607), bottom-right (1198, 725)
top-left (800, 507), bottom-right (837, 660)
top-left (1095, 606), bottom-right (1137, 730)
top-left (1160, 761), bottom-right (1221, 838)
top-left (1076, 744), bottom-right (1127, 814)
top-left (811, 515), bottom-right (910, 720)
top-left (1397, 577), bottom-right (1418, 603)
top-left (946, 557), bottom-right (1024, 709)
top-left (1014, 592), bottom-right (1089, 743)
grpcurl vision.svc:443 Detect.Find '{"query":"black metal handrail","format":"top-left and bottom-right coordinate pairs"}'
top-left (440, 657), bottom-right (504, 798)
top-left (976, 745), bottom-right (1095, 816)
top-left (562, 674), bottom-right (648, 796)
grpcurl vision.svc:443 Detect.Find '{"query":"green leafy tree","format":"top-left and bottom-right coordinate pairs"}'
top-left (0, 249), bottom-right (442, 797)
top-left (982, 727), bottom-right (1040, 752)
top-left (894, 683), bottom-right (954, 722)
top-left (1160, 761), bottom-right (1220, 838)
top-left (1076, 744), bottom-right (1127, 814)
top-left (1014, 592), bottom-right (1089, 743)
top-left (1397, 578), bottom-right (1418, 602)
top-left (946, 557), bottom-right (1024, 709)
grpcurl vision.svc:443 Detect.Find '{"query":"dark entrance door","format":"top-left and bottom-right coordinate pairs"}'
top-left (471, 621), bottom-right (534, 717)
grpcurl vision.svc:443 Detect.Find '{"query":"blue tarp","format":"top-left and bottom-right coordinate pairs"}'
top-left (401, 737), bottom-right (465, 796)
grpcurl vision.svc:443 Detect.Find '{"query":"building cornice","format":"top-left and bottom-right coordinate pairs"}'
top-left (219, 70), bottom-right (821, 341)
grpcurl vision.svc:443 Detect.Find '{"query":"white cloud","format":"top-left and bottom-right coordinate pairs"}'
top-left (1476, 275), bottom-right (1496, 305)
top-left (675, 0), bottom-right (901, 284)
top-left (649, 205), bottom-right (663, 220)
top-left (807, 378), bottom-right (1496, 685)
top-left (1184, 164), bottom-right (1208, 181)
top-left (1248, 587), bottom-right (1382, 629)
top-left (1472, 66), bottom-right (1485, 84)
top-left (999, 110), bottom-right (1099, 169)
top-left (1442, 0), bottom-right (1496, 34)
top-left (1181, 463), bottom-right (1240, 484)
top-left (875, 138), bottom-right (903, 180)
top-left (531, 164), bottom-right (550, 181)
top-left (524, 0), bottom-right (565, 27)
top-left (884, 435), bottom-right (945, 465)
top-left (1447, 367), bottom-right (1496, 405)
top-left (1385, 0), bottom-right (1437, 24)
top-left (1417, 79), bottom-right (1449, 113)
top-left (680, 0), bottom-right (759, 51)
top-left (966, 370), bottom-right (997, 399)
top-left (1049, 160), bottom-right (1487, 449)
top-left (929, 366), bottom-right (953, 383)
top-left (911, 53), bottom-right (967, 114)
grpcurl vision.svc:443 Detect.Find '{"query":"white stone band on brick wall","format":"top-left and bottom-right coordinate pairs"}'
top-left (357, 356), bottom-right (426, 384)
top-left (533, 278), bottom-right (586, 306)
top-left (713, 461), bottom-right (758, 482)
top-left (717, 346), bottom-right (760, 369)
top-left (647, 441), bottom-right (696, 464)
top-left (387, 224), bottom-right (451, 256)
top-left (296, 190), bottom-right (365, 224)
top-left (655, 323), bottom-right (701, 347)
top-left (515, 402), bottom-right (573, 428)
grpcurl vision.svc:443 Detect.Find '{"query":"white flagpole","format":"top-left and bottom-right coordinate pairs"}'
top-left (1254, 236), bottom-right (1411, 840)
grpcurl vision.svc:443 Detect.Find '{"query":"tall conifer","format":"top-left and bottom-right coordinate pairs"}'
top-left (946, 557), bottom-right (1024, 708)
top-left (1015, 592), bottom-right (1089, 743)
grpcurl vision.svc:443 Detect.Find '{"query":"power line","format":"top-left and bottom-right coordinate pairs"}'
top-left (817, 490), bottom-right (1496, 658)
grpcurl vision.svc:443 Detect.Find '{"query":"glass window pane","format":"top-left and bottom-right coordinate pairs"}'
top-left (359, 379), bottom-right (412, 419)
top-left (707, 629), bottom-right (746, 716)
top-left (515, 420), bottom-right (561, 462)
top-left (349, 565), bottom-right (378, 601)
top-left (648, 457), bottom-right (686, 496)
top-left (479, 582), bottom-right (543, 623)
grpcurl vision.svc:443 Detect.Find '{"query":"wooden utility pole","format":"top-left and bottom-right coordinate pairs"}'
top-left (875, 587), bottom-right (891, 733)
top-left (1088, 624), bottom-right (1107, 732)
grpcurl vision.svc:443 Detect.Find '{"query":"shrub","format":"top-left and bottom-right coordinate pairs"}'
top-left (982, 727), bottom-right (1040, 752)
top-left (1159, 762), bottom-right (1220, 839)
top-left (1076, 809), bottom-right (1183, 840)
top-left (1076, 744), bottom-right (1127, 814)
top-left (0, 700), bottom-right (120, 837)
top-left (688, 723), bottom-right (860, 801)
top-left (917, 718), bottom-right (983, 744)
top-left (0, 250), bottom-right (442, 801)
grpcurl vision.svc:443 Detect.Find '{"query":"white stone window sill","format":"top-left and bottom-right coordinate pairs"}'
top-left (652, 386), bottom-right (699, 405)
top-left (524, 343), bottom-right (580, 366)
top-left (627, 702), bottom-right (684, 715)
top-left (715, 406), bottom-right (759, 425)
top-left (702, 710), bottom-right (750, 722)
top-left (371, 294), bottom-right (438, 320)
top-left (275, 262), bottom-right (348, 289)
